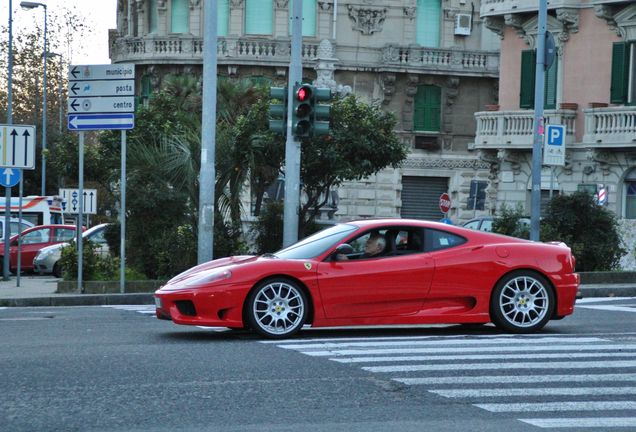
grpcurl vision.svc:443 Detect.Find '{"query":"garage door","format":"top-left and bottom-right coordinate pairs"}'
top-left (401, 176), bottom-right (449, 220)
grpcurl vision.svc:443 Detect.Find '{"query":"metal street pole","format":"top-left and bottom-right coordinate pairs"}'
top-left (530, 0), bottom-right (547, 242)
top-left (3, 0), bottom-right (14, 281)
top-left (77, 131), bottom-right (84, 293)
top-left (41, 5), bottom-right (48, 196)
top-left (283, 0), bottom-right (304, 247)
top-left (197, 0), bottom-right (218, 263)
top-left (120, 130), bottom-right (126, 293)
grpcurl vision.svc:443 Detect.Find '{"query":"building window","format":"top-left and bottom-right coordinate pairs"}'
top-left (171, 0), bottom-right (189, 33)
top-left (577, 184), bottom-right (597, 195)
top-left (415, 0), bottom-right (440, 47)
top-left (611, 41), bottom-right (636, 105)
top-left (520, 50), bottom-right (558, 109)
top-left (467, 180), bottom-right (488, 211)
top-left (413, 85), bottom-right (441, 132)
top-left (245, 0), bottom-right (273, 35)
top-left (148, 0), bottom-right (158, 34)
top-left (140, 75), bottom-right (153, 107)
top-left (218, 0), bottom-right (229, 37)
top-left (288, 0), bottom-right (316, 37)
top-left (625, 169), bottom-right (636, 219)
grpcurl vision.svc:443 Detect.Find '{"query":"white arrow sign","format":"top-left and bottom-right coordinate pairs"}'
top-left (68, 64), bottom-right (135, 81)
top-left (69, 80), bottom-right (135, 97)
top-left (68, 96), bottom-right (135, 114)
top-left (68, 114), bottom-right (135, 130)
top-left (0, 124), bottom-right (36, 169)
top-left (60, 188), bottom-right (98, 214)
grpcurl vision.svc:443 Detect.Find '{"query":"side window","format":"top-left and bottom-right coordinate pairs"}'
top-left (425, 229), bottom-right (466, 252)
top-left (463, 220), bottom-right (480, 230)
top-left (22, 229), bottom-right (50, 245)
top-left (480, 219), bottom-right (493, 232)
top-left (90, 229), bottom-right (107, 244)
top-left (55, 229), bottom-right (75, 242)
top-left (342, 230), bottom-right (389, 260)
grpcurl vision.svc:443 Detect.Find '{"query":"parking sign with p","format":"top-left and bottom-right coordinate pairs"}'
top-left (543, 124), bottom-right (566, 166)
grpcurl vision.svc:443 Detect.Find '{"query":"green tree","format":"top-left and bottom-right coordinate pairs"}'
top-left (492, 204), bottom-right (530, 239)
top-left (540, 192), bottom-right (625, 271)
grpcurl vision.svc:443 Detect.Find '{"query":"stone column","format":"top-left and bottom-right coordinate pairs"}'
top-left (274, 0), bottom-right (289, 38)
top-left (135, 0), bottom-right (146, 36)
top-left (229, 0), bottom-right (244, 36)
top-left (190, 0), bottom-right (202, 36)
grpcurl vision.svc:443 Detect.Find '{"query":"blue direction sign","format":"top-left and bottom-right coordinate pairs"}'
top-left (0, 168), bottom-right (21, 188)
top-left (68, 113), bottom-right (135, 131)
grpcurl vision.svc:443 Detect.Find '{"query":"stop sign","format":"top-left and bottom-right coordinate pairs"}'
top-left (439, 193), bottom-right (451, 214)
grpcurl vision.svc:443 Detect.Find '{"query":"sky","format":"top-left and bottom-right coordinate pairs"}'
top-left (1, 0), bottom-right (117, 64)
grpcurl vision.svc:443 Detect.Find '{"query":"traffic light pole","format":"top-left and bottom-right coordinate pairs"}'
top-left (283, 0), bottom-right (303, 247)
top-left (530, 0), bottom-right (547, 241)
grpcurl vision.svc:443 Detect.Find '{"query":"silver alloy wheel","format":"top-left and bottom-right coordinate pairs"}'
top-left (252, 281), bottom-right (305, 336)
top-left (498, 275), bottom-right (549, 328)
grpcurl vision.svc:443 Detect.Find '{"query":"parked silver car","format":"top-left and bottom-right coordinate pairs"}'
top-left (33, 223), bottom-right (109, 277)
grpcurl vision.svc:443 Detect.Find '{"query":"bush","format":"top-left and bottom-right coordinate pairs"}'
top-left (492, 204), bottom-right (530, 239)
top-left (252, 200), bottom-right (283, 254)
top-left (59, 241), bottom-right (147, 281)
top-left (540, 192), bottom-right (626, 271)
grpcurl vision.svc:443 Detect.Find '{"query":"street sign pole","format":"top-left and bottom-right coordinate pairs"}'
top-left (77, 131), bottom-right (84, 293)
top-left (120, 130), bottom-right (126, 294)
top-left (530, 0), bottom-right (548, 242)
top-left (283, 0), bottom-right (303, 247)
top-left (17, 174), bottom-right (23, 287)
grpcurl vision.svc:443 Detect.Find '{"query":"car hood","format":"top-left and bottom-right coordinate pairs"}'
top-left (163, 255), bottom-right (258, 287)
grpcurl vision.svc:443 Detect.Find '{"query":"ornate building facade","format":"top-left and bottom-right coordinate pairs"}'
top-left (476, 0), bottom-right (636, 268)
top-left (110, 0), bottom-right (501, 225)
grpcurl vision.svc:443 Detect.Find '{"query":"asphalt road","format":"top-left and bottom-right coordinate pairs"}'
top-left (1, 298), bottom-right (635, 432)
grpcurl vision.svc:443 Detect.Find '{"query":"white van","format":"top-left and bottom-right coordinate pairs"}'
top-left (0, 196), bottom-right (65, 226)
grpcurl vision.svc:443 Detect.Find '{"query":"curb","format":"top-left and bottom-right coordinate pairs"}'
top-left (578, 284), bottom-right (636, 298)
top-left (0, 293), bottom-right (154, 308)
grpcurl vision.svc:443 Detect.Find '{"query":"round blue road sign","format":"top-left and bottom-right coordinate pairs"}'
top-left (0, 168), bottom-right (22, 188)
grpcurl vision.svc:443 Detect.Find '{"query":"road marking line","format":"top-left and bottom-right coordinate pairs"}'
top-left (430, 387), bottom-right (636, 398)
top-left (296, 343), bottom-right (636, 357)
top-left (476, 401), bottom-right (636, 412)
top-left (363, 360), bottom-right (636, 373)
top-left (577, 297), bottom-right (635, 303)
top-left (332, 351), bottom-right (636, 363)
top-left (394, 373), bottom-right (636, 385)
top-left (277, 337), bottom-right (607, 350)
top-left (518, 417), bottom-right (636, 428)
top-left (578, 305), bottom-right (636, 313)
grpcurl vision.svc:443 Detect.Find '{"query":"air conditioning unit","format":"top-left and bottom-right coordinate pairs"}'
top-left (454, 13), bottom-right (472, 36)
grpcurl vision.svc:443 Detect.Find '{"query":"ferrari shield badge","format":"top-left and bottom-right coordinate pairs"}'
top-left (304, 262), bottom-right (312, 270)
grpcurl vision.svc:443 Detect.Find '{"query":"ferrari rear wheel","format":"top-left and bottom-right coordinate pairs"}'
top-left (491, 271), bottom-right (555, 333)
top-left (247, 278), bottom-right (307, 339)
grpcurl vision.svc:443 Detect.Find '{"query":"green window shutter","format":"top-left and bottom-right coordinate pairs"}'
top-left (520, 50), bottom-right (536, 109)
top-left (610, 42), bottom-right (628, 104)
top-left (245, 0), bottom-right (273, 35)
top-left (148, 0), bottom-right (158, 33)
top-left (416, 0), bottom-right (441, 47)
top-left (218, 0), bottom-right (229, 37)
top-left (289, 0), bottom-right (316, 37)
top-left (414, 85), bottom-right (441, 132)
top-left (544, 56), bottom-right (558, 109)
top-left (171, 0), bottom-right (189, 33)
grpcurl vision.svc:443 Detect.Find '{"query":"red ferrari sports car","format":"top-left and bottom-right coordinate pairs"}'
top-left (154, 219), bottom-right (579, 339)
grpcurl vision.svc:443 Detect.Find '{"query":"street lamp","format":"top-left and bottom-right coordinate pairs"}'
top-left (20, 1), bottom-right (48, 196)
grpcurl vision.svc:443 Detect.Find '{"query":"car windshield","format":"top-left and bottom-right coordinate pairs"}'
top-left (274, 224), bottom-right (358, 259)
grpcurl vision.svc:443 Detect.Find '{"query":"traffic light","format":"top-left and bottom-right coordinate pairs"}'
top-left (292, 83), bottom-right (313, 138)
top-left (312, 87), bottom-right (331, 136)
top-left (268, 86), bottom-right (287, 135)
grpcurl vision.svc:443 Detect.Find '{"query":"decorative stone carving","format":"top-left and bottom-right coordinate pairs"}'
top-left (157, 0), bottom-right (166, 9)
top-left (556, 8), bottom-right (579, 34)
top-left (275, 0), bottom-right (289, 8)
top-left (230, 0), bottom-right (244, 8)
top-left (189, 0), bottom-right (201, 10)
top-left (347, 5), bottom-right (387, 35)
top-left (614, 3), bottom-right (636, 40)
top-left (318, 1), bottom-right (332, 12)
top-left (594, 5), bottom-right (621, 37)
top-left (382, 45), bottom-right (400, 63)
top-left (586, 149), bottom-right (613, 176)
top-left (275, 67), bottom-right (287, 78)
top-left (403, 7), bottom-right (415, 20)
top-left (314, 40), bottom-right (340, 95)
top-left (135, 0), bottom-right (145, 14)
top-left (379, 73), bottom-right (396, 105)
top-left (497, 149), bottom-right (522, 175)
top-left (227, 65), bottom-right (238, 77)
top-left (403, 157), bottom-right (490, 170)
top-left (504, 14), bottom-right (525, 38)
top-left (484, 16), bottom-right (504, 39)
top-left (445, 77), bottom-right (460, 107)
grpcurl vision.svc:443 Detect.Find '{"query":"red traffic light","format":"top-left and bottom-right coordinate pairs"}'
top-left (296, 85), bottom-right (312, 102)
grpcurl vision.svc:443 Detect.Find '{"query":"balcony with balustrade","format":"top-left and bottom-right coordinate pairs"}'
top-left (473, 109), bottom-right (577, 150)
top-left (480, 0), bottom-right (626, 18)
top-left (582, 106), bottom-right (636, 148)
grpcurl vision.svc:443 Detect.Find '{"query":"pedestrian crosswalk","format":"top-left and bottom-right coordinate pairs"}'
top-left (265, 333), bottom-right (636, 429)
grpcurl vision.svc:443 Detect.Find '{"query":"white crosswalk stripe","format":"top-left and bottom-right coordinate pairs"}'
top-left (267, 332), bottom-right (636, 429)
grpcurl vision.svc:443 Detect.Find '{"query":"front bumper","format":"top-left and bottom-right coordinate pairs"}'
top-left (154, 284), bottom-right (246, 327)
top-left (33, 257), bottom-right (55, 274)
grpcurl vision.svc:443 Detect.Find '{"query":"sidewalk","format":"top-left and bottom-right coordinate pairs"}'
top-left (0, 275), bottom-right (154, 307)
top-left (1, 275), bottom-right (635, 308)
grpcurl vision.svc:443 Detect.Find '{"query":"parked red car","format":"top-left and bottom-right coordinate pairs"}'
top-left (0, 224), bottom-right (81, 272)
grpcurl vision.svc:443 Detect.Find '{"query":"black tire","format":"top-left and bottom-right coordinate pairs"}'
top-left (490, 270), bottom-right (555, 333)
top-left (53, 262), bottom-right (63, 278)
top-left (245, 278), bottom-right (308, 339)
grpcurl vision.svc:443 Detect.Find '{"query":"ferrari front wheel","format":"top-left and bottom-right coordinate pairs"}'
top-left (491, 271), bottom-right (555, 333)
top-left (246, 278), bottom-right (308, 339)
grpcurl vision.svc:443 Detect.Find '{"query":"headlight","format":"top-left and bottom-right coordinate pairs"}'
top-left (163, 269), bottom-right (232, 291)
